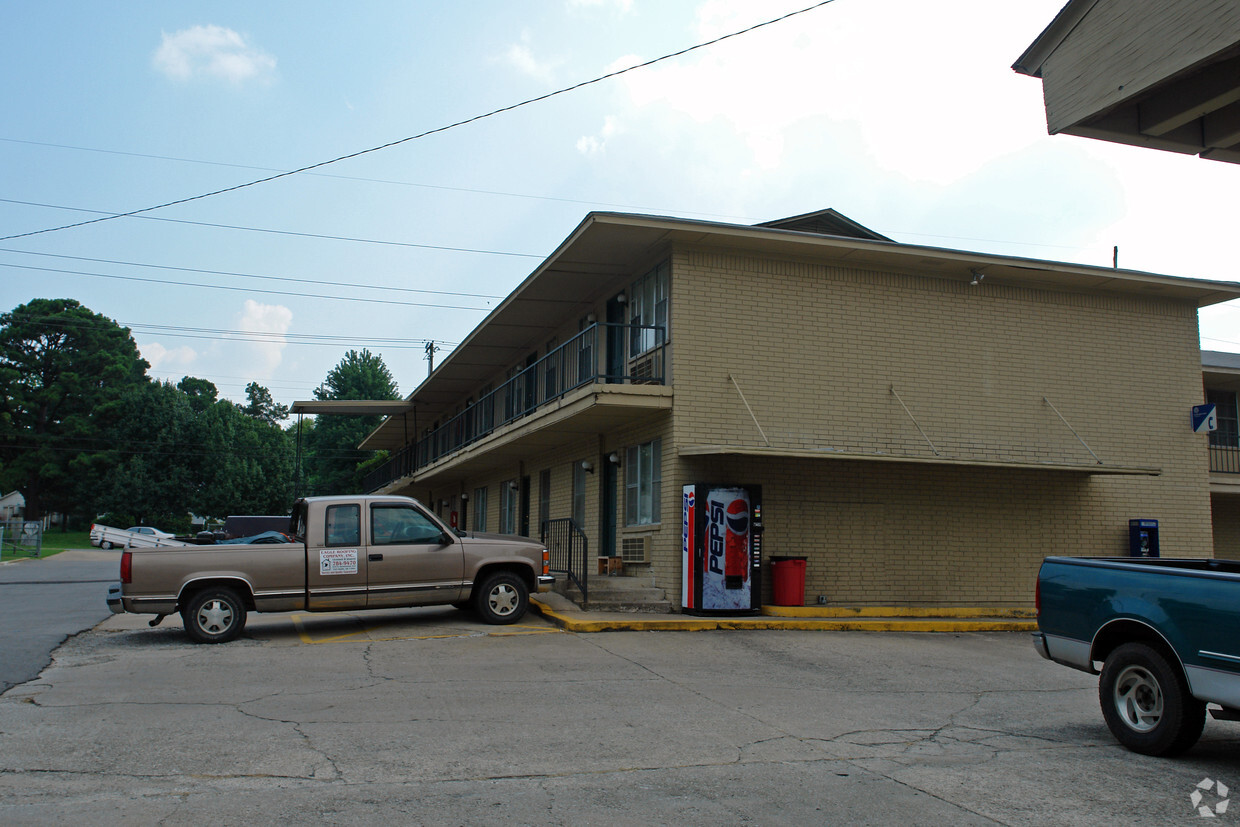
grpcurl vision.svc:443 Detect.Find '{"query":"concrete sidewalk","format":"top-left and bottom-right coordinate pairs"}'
top-left (529, 593), bottom-right (1037, 633)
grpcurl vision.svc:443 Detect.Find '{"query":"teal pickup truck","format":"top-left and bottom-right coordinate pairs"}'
top-left (1034, 556), bottom-right (1240, 756)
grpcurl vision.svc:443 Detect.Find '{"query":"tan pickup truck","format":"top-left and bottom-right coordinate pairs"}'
top-left (107, 495), bottom-right (553, 643)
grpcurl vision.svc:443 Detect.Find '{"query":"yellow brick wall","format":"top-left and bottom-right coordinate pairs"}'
top-left (665, 246), bottom-right (1214, 605)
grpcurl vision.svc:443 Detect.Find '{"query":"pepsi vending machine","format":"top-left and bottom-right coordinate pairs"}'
top-left (682, 483), bottom-right (762, 615)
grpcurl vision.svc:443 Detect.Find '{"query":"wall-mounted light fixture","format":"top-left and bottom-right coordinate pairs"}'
top-left (586, 312), bottom-right (597, 324)
top-left (580, 460), bottom-right (594, 473)
top-left (615, 292), bottom-right (627, 304)
top-left (608, 452), bottom-right (622, 466)
top-left (460, 493), bottom-right (468, 502)
top-left (508, 480), bottom-right (520, 491)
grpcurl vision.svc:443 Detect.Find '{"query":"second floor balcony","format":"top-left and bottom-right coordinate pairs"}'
top-left (364, 321), bottom-right (669, 492)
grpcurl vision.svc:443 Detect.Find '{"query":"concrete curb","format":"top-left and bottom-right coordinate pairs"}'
top-left (529, 599), bottom-right (1038, 633)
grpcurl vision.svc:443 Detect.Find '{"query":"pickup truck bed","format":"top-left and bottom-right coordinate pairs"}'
top-left (1035, 556), bottom-right (1240, 755)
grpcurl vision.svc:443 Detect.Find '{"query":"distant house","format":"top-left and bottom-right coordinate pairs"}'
top-left (348, 208), bottom-right (1240, 608)
top-left (0, 491), bottom-right (25, 521)
top-left (1013, 0), bottom-right (1240, 163)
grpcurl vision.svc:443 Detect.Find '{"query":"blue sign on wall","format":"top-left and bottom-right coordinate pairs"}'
top-left (1192, 404), bottom-right (1217, 433)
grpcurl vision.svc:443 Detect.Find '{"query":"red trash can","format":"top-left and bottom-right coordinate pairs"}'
top-left (770, 557), bottom-right (807, 606)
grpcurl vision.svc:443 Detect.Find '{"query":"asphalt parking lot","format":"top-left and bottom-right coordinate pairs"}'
top-left (1, 607), bottom-right (1238, 825)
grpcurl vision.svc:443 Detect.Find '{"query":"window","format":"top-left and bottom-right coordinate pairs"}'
top-left (572, 461), bottom-right (587, 527)
top-left (473, 487), bottom-right (488, 532)
top-left (478, 384), bottom-right (494, 434)
top-left (325, 504), bottom-right (360, 546)
top-left (628, 262), bottom-right (669, 357)
top-left (625, 438), bottom-right (662, 526)
top-left (577, 316), bottom-right (595, 383)
top-left (544, 338), bottom-right (559, 400)
top-left (371, 504), bottom-right (443, 545)
top-left (500, 480), bottom-right (518, 534)
top-left (1208, 389), bottom-right (1239, 448)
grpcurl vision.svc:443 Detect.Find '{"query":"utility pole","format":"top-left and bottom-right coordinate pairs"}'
top-left (425, 340), bottom-right (439, 376)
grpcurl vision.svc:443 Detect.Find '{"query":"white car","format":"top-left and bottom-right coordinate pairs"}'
top-left (125, 526), bottom-right (174, 539)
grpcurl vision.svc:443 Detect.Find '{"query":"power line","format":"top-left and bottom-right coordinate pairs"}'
top-left (0, 246), bottom-right (505, 300)
top-left (0, 197), bottom-right (543, 258)
top-left (0, 1), bottom-right (837, 243)
top-left (0, 136), bottom-right (754, 222)
top-left (0, 261), bottom-right (494, 311)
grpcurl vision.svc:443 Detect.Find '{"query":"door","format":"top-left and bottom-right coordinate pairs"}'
top-left (366, 502), bottom-right (464, 607)
top-left (519, 475), bottom-right (531, 537)
top-left (605, 295), bottom-right (625, 382)
top-left (600, 459), bottom-right (617, 558)
top-left (307, 502), bottom-right (369, 610)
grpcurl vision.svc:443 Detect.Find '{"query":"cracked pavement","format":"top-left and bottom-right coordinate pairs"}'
top-left (1, 609), bottom-right (1237, 825)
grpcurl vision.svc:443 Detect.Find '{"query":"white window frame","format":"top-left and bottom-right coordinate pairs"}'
top-left (625, 438), bottom-right (662, 526)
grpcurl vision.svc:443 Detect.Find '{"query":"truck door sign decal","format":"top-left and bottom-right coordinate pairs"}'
top-left (320, 548), bottom-right (359, 575)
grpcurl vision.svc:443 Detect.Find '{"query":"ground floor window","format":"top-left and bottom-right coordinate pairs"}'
top-left (472, 486), bottom-right (488, 532)
top-left (500, 480), bottom-right (518, 534)
top-left (625, 438), bottom-right (662, 526)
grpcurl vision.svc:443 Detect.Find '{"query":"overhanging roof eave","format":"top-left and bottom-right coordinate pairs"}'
top-left (678, 444), bottom-right (1160, 476)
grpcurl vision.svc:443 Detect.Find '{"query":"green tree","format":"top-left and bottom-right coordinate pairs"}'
top-left (0, 299), bottom-right (148, 520)
top-left (243, 381), bottom-right (289, 425)
top-left (306, 349), bottom-right (398, 494)
top-left (177, 376), bottom-right (219, 413)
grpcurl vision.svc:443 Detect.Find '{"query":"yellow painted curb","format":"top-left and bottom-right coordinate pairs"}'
top-left (761, 606), bottom-right (1037, 619)
top-left (529, 599), bottom-right (1037, 634)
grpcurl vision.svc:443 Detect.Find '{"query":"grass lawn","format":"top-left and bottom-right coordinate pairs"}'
top-left (0, 530), bottom-right (93, 561)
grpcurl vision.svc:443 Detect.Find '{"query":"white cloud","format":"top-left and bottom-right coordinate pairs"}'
top-left (567, 0), bottom-right (633, 13)
top-left (577, 115), bottom-right (619, 156)
top-left (504, 31), bottom-right (558, 83)
top-left (234, 300), bottom-right (292, 380)
top-left (153, 25), bottom-right (276, 83)
top-left (141, 342), bottom-right (198, 371)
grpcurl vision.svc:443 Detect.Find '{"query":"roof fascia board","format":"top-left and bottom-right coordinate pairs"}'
top-left (1012, 0), bottom-right (1101, 77)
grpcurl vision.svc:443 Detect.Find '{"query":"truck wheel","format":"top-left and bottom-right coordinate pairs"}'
top-left (181, 587), bottom-right (247, 644)
top-left (101, 540), bottom-right (113, 550)
top-left (474, 572), bottom-right (528, 625)
top-left (1099, 642), bottom-right (1205, 756)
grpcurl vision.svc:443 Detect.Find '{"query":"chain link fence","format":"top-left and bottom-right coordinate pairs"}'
top-left (0, 520), bottom-right (43, 559)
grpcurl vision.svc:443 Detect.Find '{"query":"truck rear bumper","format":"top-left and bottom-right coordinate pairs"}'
top-left (1031, 631), bottom-right (1050, 660)
top-left (535, 575), bottom-right (554, 594)
top-left (106, 583), bottom-right (124, 614)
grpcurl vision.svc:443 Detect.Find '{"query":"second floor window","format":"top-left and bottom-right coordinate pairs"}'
top-left (1208, 389), bottom-right (1239, 448)
top-left (629, 262), bottom-right (668, 357)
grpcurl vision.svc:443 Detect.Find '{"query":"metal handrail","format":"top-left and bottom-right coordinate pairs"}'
top-left (542, 517), bottom-right (588, 601)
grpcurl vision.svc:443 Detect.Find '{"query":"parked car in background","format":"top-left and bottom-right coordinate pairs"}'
top-left (91, 524), bottom-right (188, 550)
top-left (125, 526), bottom-right (173, 539)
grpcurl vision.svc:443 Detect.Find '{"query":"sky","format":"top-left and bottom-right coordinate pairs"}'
top-left (3, 0), bottom-right (1238, 410)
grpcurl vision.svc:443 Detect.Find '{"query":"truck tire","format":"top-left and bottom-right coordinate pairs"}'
top-left (181, 586), bottom-right (247, 644)
top-left (101, 540), bottom-right (113, 550)
top-left (1099, 642), bottom-right (1205, 756)
top-left (474, 572), bottom-right (528, 625)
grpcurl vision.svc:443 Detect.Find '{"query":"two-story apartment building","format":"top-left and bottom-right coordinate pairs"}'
top-left (357, 209), bottom-right (1240, 607)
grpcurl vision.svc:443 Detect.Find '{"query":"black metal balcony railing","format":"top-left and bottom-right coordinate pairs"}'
top-left (1210, 444), bottom-right (1240, 474)
top-left (363, 322), bottom-right (665, 492)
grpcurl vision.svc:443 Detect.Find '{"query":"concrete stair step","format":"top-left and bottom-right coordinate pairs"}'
top-left (552, 574), bottom-right (671, 613)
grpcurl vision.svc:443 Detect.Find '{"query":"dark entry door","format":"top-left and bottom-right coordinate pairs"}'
top-left (605, 295), bottom-right (625, 383)
top-left (600, 460), bottom-right (617, 557)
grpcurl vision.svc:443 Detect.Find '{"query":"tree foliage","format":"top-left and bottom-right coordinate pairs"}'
top-left (0, 299), bottom-right (148, 519)
top-left (306, 349), bottom-right (399, 495)
top-left (0, 298), bottom-right (299, 525)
